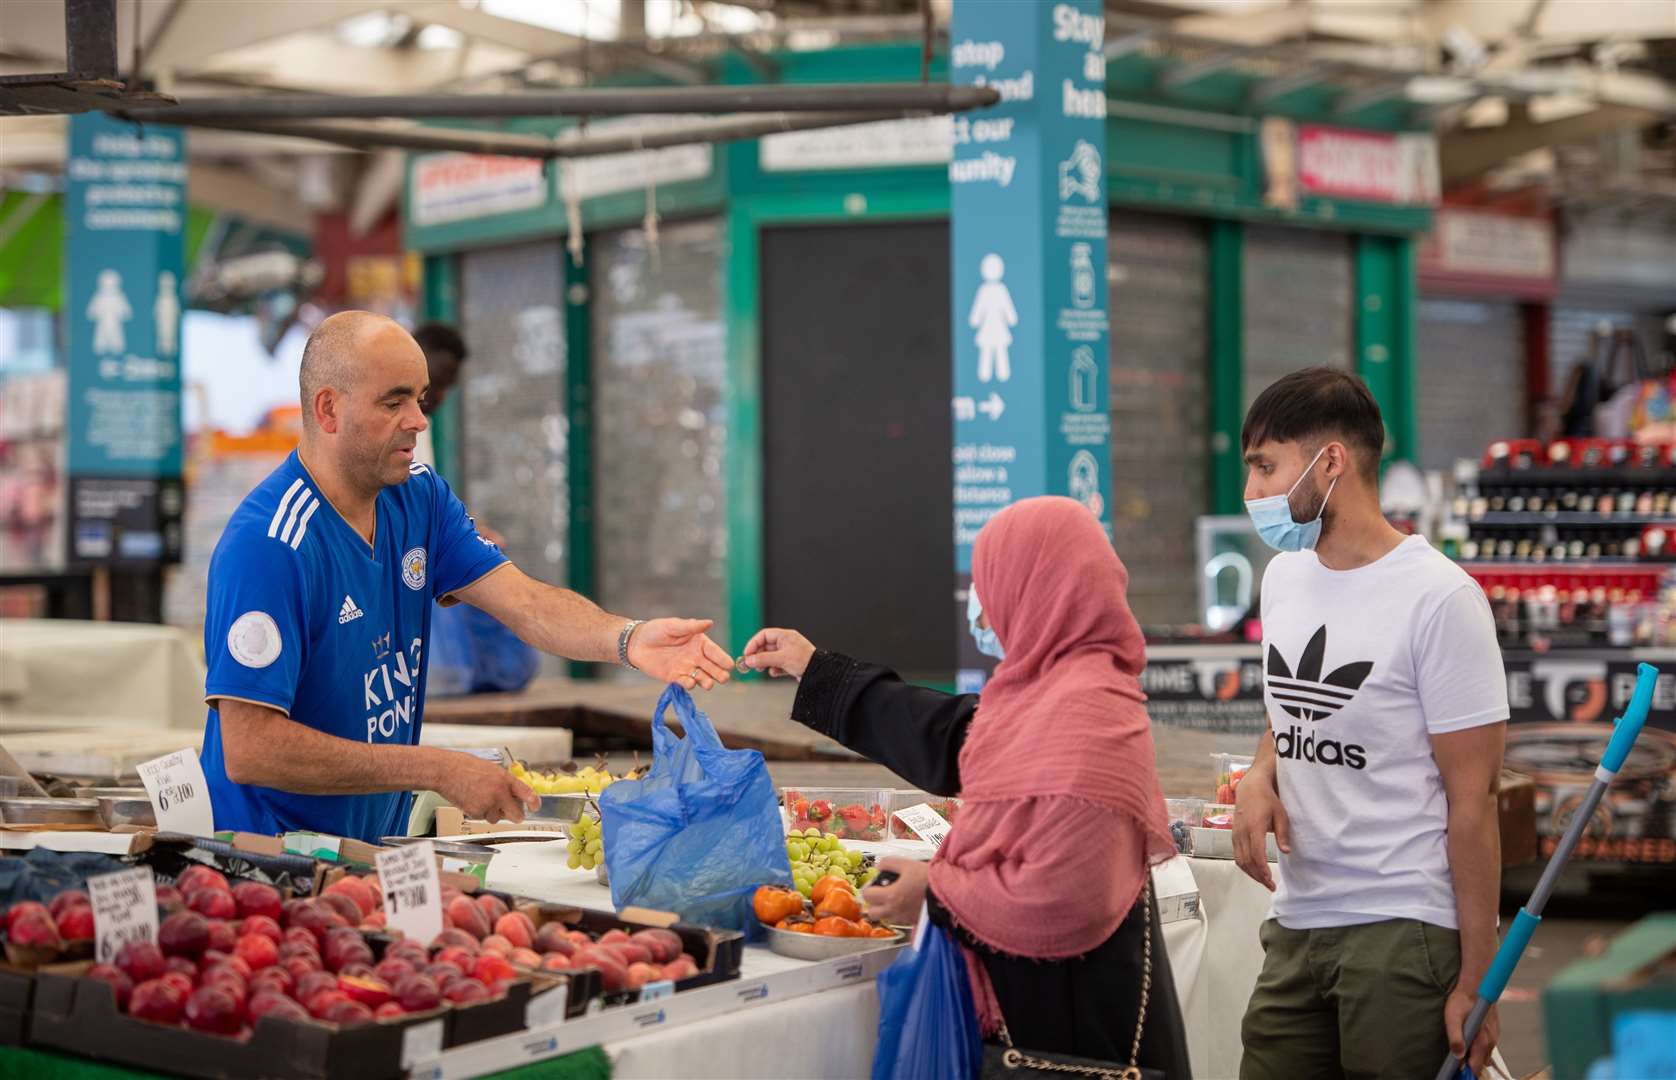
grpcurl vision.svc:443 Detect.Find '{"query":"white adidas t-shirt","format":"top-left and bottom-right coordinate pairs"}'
top-left (1261, 535), bottom-right (1508, 930)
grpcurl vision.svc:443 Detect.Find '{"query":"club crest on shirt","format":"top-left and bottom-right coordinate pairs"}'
top-left (401, 547), bottom-right (426, 591)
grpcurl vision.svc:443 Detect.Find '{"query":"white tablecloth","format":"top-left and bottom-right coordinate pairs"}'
top-left (483, 841), bottom-right (1274, 1080)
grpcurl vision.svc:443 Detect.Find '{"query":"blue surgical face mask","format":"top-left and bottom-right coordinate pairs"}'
top-left (1245, 446), bottom-right (1338, 553)
top-left (967, 587), bottom-right (1005, 660)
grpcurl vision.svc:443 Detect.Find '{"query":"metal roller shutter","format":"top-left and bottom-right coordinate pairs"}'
top-left (458, 242), bottom-right (569, 638)
top-left (1416, 298), bottom-right (1526, 470)
top-left (1242, 226), bottom-right (1353, 411)
top-left (1108, 212), bottom-right (1208, 627)
top-left (592, 219), bottom-right (728, 652)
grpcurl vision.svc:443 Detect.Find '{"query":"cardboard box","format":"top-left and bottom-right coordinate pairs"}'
top-left (433, 808), bottom-right (568, 837)
top-left (1151, 857), bottom-right (1201, 926)
top-left (1543, 914), bottom-right (1676, 1079)
top-left (1498, 770), bottom-right (1538, 869)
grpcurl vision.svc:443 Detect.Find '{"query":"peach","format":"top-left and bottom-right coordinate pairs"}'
top-left (318, 892), bottom-right (363, 928)
top-left (493, 912), bottom-right (536, 950)
top-left (115, 941), bottom-right (167, 984)
top-left (625, 962), bottom-right (662, 991)
top-left (295, 971), bottom-right (338, 1002)
top-left (443, 979), bottom-right (490, 1005)
top-left (431, 928), bottom-right (479, 954)
top-left (186, 888), bottom-right (237, 921)
top-left (231, 882), bottom-right (283, 921)
top-left (475, 894), bottom-right (509, 923)
top-left (374, 1001), bottom-right (406, 1020)
top-left (325, 876), bottom-right (378, 918)
top-left (480, 934), bottom-right (513, 956)
top-left (185, 984), bottom-right (244, 1035)
top-left (631, 929), bottom-right (683, 965)
top-left (509, 947), bottom-right (541, 969)
top-left (85, 963), bottom-right (133, 1011)
top-left (535, 924), bottom-right (575, 956)
top-left (249, 967), bottom-right (294, 999)
top-left (48, 891), bottom-right (90, 921)
top-left (305, 989), bottom-right (351, 1019)
top-left (445, 897), bottom-right (491, 940)
top-left (540, 953), bottom-right (573, 972)
top-left (56, 905), bottom-right (95, 943)
top-left (205, 920), bottom-right (237, 953)
top-left (248, 991), bottom-right (308, 1024)
top-left (239, 915), bottom-right (283, 944)
top-left (234, 933), bottom-right (279, 971)
top-left (128, 978), bottom-right (187, 1024)
top-left (337, 974), bottom-right (393, 1009)
top-left (7, 908), bottom-right (62, 950)
top-left (165, 956), bottom-right (199, 982)
top-left (159, 971), bottom-right (196, 997)
top-left (394, 973), bottom-right (442, 1012)
top-left (3, 901), bottom-right (49, 937)
top-left (471, 953), bottom-right (517, 988)
top-left (175, 866), bottom-right (230, 895)
top-left (159, 911), bottom-right (211, 958)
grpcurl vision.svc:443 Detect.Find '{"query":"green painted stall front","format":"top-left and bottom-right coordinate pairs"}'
top-left (403, 43), bottom-right (1433, 668)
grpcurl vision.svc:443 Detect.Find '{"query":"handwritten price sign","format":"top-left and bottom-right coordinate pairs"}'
top-left (88, 867), bottom-right (159, 964)
top-left (137, 749), bottom-right (214, 837)
top-left (891, 804), bottom-right (952, 849)
top-left (375, 841), bottom-right (442, 943)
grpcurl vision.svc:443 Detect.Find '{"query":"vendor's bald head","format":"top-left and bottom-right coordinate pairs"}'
top-left (298, 311), bottom-right (428, 492)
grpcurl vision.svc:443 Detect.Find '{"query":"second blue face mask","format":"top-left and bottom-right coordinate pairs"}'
top-left (967, 586), bottom-right (1005, 660)
top-left (1245, 446), bottom-right (1337, 553)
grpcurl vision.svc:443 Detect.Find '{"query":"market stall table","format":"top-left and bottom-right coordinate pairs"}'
top-left (460, 839), bottom-right (1274, 1080)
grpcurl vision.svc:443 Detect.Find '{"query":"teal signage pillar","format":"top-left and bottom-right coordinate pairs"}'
top-left (951, 0), bottom-right (1110, 691)
top-left (63, 113), bottom-right (187, 567)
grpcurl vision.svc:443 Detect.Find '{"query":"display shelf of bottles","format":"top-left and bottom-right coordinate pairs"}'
top-left (1449, 438), bottom-right (1676, 649)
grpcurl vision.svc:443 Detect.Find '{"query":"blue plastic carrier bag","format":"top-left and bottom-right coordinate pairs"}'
top-left (872, 919), bottom-right (985, 1080)
top-left (599, 685), bottom-right (791, 933)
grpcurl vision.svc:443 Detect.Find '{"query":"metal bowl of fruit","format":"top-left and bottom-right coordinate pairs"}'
top-left (530, 794), bottom-right (589, 823)
top-left (765, 921), bottom-right (904, 961)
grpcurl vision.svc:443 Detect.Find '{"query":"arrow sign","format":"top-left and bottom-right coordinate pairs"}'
top-left (978, 392), bottom-right (1005, 420)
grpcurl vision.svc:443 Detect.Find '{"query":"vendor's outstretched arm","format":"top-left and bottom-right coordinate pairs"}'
top-left (451, 563), bottom-right (733, 690)
top-left (214, 698), bottom-right (535, 822)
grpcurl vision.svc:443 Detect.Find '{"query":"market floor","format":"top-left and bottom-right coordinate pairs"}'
top-left (591, 752), bottom-right (1635, 1079)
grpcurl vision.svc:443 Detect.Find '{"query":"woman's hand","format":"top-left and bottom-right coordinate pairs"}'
top-left (738, 628), bottom-right (817, 680)
top-left (861, 857), bottom-right (929, 926)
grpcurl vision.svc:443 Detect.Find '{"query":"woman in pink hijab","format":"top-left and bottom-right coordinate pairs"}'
top-left (742, 497), bottom-right (1190, 1075)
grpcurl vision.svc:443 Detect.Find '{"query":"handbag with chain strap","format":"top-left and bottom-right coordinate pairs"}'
top-left (979, 882), bottom-right (1165, 1080)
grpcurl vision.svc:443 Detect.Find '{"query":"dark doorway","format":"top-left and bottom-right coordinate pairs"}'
top-left (761, 221), bottom-right (955, 680)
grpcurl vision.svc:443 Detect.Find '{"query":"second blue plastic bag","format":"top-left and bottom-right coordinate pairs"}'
top-left (872, 920), bottom-right (985, 1080)
top-left (599, 685), bottom-right (791, 933)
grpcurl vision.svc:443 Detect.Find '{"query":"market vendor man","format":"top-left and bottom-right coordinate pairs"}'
top-left (199, 311), bottom-right (734, 842)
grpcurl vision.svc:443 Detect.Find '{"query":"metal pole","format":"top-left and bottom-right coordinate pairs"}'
top-left (1432, 663), bottom-right (1660, 1080)
top-left (145, 109), bottom-right (956, 159)
top-left (114, 83), bottom-right (999, 123)
top-left (65, 0), bottom-right (119, 79)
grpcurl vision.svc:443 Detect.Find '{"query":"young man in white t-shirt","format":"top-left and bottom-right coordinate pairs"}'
top-left (1232, 368), bottom-right (1508, 1079)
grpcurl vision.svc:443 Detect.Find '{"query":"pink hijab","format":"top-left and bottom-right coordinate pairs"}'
top-left (926, 497), bottom-right (1174, 1030)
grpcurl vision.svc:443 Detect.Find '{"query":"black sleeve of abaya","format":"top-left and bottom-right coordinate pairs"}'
top-left (789, 650), bottom-right (975, 796)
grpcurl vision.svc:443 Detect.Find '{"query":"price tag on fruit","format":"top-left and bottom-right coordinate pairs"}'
top-left (376, 840), bottom-right (443, 944)
top-left (525, 984), bottom-right (568, 1029)
top-left (136, 748), bottom-right (214, 837)
top-left (87, 867), bottom-right (158, 965)
top-left (891, 803), bottom-right (951, 848)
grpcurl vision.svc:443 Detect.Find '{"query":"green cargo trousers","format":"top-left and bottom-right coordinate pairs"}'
top-left (1240, 917), bottom-right (1461, 1080)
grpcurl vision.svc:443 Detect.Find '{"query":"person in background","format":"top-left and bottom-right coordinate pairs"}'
top-left (742, 497), bottom-right (1192, 1076)
top-left (200, 311), bottom-right (734, 843)
top-left (1231, 368), bottom-right (1507, 1079)
top-left (410, 322), bottom-right (466, 475)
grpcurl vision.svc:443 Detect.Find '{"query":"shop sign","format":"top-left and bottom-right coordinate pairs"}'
top-left (950, 0), bottom-right (1112, 692)
top-left (759, 115), bottom-right (954, 171)
top-left (1271, 121), bottom-right (1439, 207)
top-left (556, 138), bottom-right (712, 202)
top-left (410, 153), bottom-right (546, 227)
top-left (1141, 652), bottom-right (1268, 733)
top-left (1418, 208), bottom-right (1556, 283)
top-left (63, 112), bottom-right (186, 566)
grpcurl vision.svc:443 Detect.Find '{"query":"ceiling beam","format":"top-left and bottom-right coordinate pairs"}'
top-left (143, 0), bottom-right (383, 73)
top-left (187, 159), bottom-right (315, 233)
top-left (1159, 50), bottom-right (1242, 92)
top-left (1173, 3), bottom-right (1311, 48)
top-left (1440, 103), bottom-right (1659, 184)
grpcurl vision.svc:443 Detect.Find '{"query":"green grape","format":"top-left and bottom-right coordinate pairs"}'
top-left (803, 827), bottom-right (821, 839)
top-left (567, 850), bottom-right (582, 869)
top-left (787, 841), bottom-right (808, 862)
top-left (845, 849), bottom-right (864, 869)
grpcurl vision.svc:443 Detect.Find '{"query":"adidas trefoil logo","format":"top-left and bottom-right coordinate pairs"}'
top-left (1267, 626), bottom-right (1374, 771)
top-left (1266, 625), bottom-right (1373, 722)
top-left (338, 595), bottom-right (364, 625)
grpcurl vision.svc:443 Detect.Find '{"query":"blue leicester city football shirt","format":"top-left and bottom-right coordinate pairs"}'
top-left (200, 451), bottom-right (508, 843)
